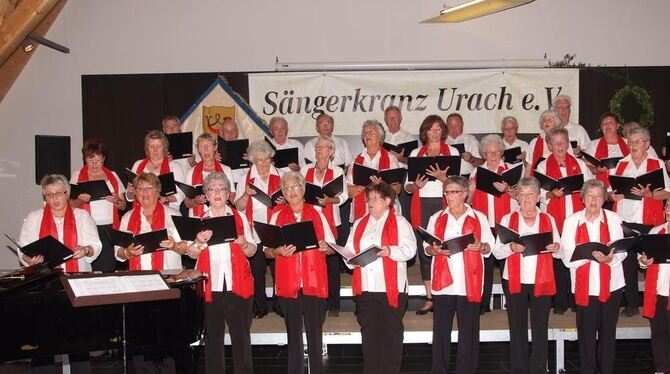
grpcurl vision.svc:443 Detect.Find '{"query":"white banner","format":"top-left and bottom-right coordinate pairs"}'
top-left (248, 69), bottom-right (579, 136)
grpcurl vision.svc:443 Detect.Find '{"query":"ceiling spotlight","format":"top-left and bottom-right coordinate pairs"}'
top-left (24, 32), bottom-right (69, 54)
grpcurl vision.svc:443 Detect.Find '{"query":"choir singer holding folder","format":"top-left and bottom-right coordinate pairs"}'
top-left (264, 172), bottom-right (335, 374)
top-left (344, 182), bottom-right (417, 374)
top-left (492, 176), bottom-right (561, 374)
top-left (561, 179), bottom-right (626, 374)
top-left (186, 172), bottom-right (256, 374)
top-left (424, 175), bottom-right (495, 374)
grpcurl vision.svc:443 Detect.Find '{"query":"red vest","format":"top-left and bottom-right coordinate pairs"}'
top-left (574, 211), bottom-right (612, 307)
top-left (39, 204), bottom-right (79, 272)
top-left (613, 158), bottom-right (664, 226)
top-left (544, 154), bottom-right (584, 233)
top-left (471, 163), bottom-right (512, 225)
top-left (593, 136), bottom-right (629, 187)
top-left (305, 167), bottom-right (337, 239)
top-left (353, 149), bottom-right (391, 220)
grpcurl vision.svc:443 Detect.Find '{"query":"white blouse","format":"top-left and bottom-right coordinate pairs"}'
top-left (70, 169), bottom-right (125, 226)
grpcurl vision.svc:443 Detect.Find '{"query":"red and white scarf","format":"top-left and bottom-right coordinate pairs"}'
top-left (594, 136), bottom-right (629, 187)
top-left (195, 208), bottom-right (253, 302)
top-left (191, 161), bottom-right (223, 217)
top-left (613, 158), bottom-right (664, 226)
top-left (506, 211), bottom-right (556, 296)
top-left (127, 202), bottom-right (166, 271)
top-left (530, 135), bottom-right (545, 174)
top-left (471, 163), bottom-right (511, 225)
top-left (274, 204), bottom-right (328, 299)
top-left (574, 211), bottom-right (612, 307)
top-left (353, 149), bottom-right (391, 220)
top-left (305, 166), bottom-right (338, 239)
top-left (545, 153), bottom-right (584, 233)
top-left (76, 166), bottom-right (120, 229)
top-left (409, 143), bottom-right (451, 228)
top-left (643, 225), bottom-right (670, 318)
top-left (352, 209), bottom-right (400, 308)
top-left (39, 204), bottom-right (79, 272)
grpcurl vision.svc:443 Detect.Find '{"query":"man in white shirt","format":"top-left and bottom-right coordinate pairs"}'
top-left (267, 116), bottom-right (306, 173)
top-left (162, 115), bottom-right (197, 176)
top-left (445, 113), bottom-right (483, 177)
top-left (383, 106), bottom-right (418, 164)
top-left (552, 95), bottom-right (591, 154)
top-left (220, 118), bottom-right (248, 187)
top-left (303, 113), bottom-right (354, 170)
top-left (500, 116), bottom-right (529, 165)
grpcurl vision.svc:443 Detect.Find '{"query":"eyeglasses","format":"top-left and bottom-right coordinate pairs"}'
top-left (255, 157), bottom-right (272, 164)
top-left (44, 191), bottom-right (68, 199)
top-left (205, 186), bottom-right (228, 193)
top-left (282, 184), bottom-right (302, 192)
top-left (443, 190), bottom-right (465, 195)
top-left (628, 139), bottom-right (648, 145)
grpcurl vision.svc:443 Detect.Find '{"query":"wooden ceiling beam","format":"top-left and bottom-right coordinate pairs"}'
top-left (0, 0), bottom-right (59, 66)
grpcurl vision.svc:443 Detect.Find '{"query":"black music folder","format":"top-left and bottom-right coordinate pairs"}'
top-left (622, 222), bottom-right (653, 236)
top-left (451, 143), bottom-right (466, 154)
top-left (532, 156), bottom-right (546, 170)
top-left (352, 164), bottom-right (406, 186)
top-left (407, 156), bottom-right (461, 182)
top-left (166, 132), bottom-right (194, 159)
top-left (382, 140), bottom-right (419, 156)
top-left (569, 238), bottom-right (637, 262)
top-left (253, 221), bottom-right (319, 252)
top-left (264, 137), bottom-right (300, 169)
top-left (502, 147), bottom-right (523, 164)
top-left (124, 169), bottom-right (177, 197)
top-left (665, 132), bottom-right (670, 160)
top-left (327, 242), bottom-right (382, 267)
top-left (416, 228), bottom-right (475, 256)
top-left (495, 224), bottom-right (554, 257)
top-left (474, 164), bottom-right (523, 197)
top-left (534, 172), bottom-right (584, 195)
top-left (636, 234), bottom-right (670, 263)
top-left (570, 140), bottom-right (578, 149)
top-left (171, 215), bottom-right (237, 245)
top-left (609, 168), bottom-right (665, 201)
top-left (107, 229), bottom-right (169, 254)
top-left (248, 184), bottom-right (284, 208)
top-left (217, 138), bottom-right (249, 170)
top-left (70, 180), bottom-right (112, 201)
top-left (581, 152), bottom-right (623, 170)
top-left (17, 235), bottom-right (74, 266)
top-left (175, 181), bottom-right (204, 199)
top-left (304, 175), bottom-right (344, 206)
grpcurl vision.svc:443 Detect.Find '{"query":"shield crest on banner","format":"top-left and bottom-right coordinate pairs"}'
top-left (202, 105), bottom-right (236, 136)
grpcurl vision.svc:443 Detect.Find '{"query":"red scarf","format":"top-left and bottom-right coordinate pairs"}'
top-left (410, 143), bottom-right (451, 228)
top-left (136, 157), bottom-right (171, 175)
top-left (432, 209), bottom-right (484, 302)
top-left (274, 204), bottom-right (328, 299)
top-left (191, 161), bottom-right (223, 217)
top-left (39, 204), bottom-right (79, 272)
top-left (352, 209), bottom-right (400, 308)
top-left (245, 168), bottom-right (281, 224)
top-left (594, 136), bottom-right (629, 186)
top-left (127, 202), bottom-right (166, 270)
top-left (353, 148), bottom-right (391, 220)
top-left (545, 153), bottom-right (584, 233)
top-left (77, 166), bottom-right (120, 229)
top-left (613, 158), bottom-right (664, 226)
top-left (574, 211), bottom-right (612, 307)
top-left (471, 163), bottom-right (511, 225)
top-left (506, 211), bottom-right (556, 296)
top-left (305, 167), bottom-right (337, 239)
top-left (643, 225), bottom-right (669, 318)
top-left (530, 135), bottom-right (544, 174)
top-left (195, 208), bottom-right (253, 302)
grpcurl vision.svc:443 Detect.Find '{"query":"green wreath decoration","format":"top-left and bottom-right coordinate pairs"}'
top-left (609, 85), bottom-right (654, 127)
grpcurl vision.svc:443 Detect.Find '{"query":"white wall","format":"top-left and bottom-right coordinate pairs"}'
top-left (1, 0), bottom-right (668, 268)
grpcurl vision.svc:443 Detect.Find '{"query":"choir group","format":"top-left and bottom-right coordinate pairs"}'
top-left (16, 94), bottom-right (670, 374)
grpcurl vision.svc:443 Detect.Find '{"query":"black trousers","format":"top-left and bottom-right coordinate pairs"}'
top-left (621, 252), bottom-right (641, 308)
top-left (482, 255), bottom-right (505, 309)
top-left (432, 295), bottom-right (480, 374)
top-left (205, 290), bottom-right (254, 374)
top-left (356, 292), bottom-right (408, 374)
top-left (92, 224), bottom-right (116, 272)
top-left (414, 197), bottom-right (444, 282)
top-left (552, 258), bottom-right (570, 310)
top-left (31, 353), bottom-right (90, 374)
top-left (326, 251), bottom-right (342, 310)
top-left (649, 295), bottom-right (670, 372)
top-left (505, 283), bottom-right (551, 374)
top-left (250, 243), bottom-right (274, 313)
top-left (278, 292), bottom-right (327, 374)
top-left (575, 289), bottom-right (622, 374)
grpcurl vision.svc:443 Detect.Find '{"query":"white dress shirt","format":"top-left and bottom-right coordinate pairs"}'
top-left (269, 137), bottom-right (307, 173)
top-left (185, 162), bottom-right (235, 217)
top-left (492, 209), bottom-right (561, 283)
top-left (446, 133), bottom-right (481, 176)
top-left (195, 207), bottom-right (255, 292)
top-left (503, 137), bottom-right (530, 156)
top-left (425, 205), bottom-right (495, 296)
top-left (70, 169), bottom-right (126, 225)
top-left (386, 129), bottom-right (418, 147)
top-left (609, 154), bottom-right (670, 223)
top-left (234, 165), bottom-right (283, 225)
top-left (344, 210), bottom-right (417, 292)
top-left (560, 209), bottom-right (626, 294)
top-left (114, 206), bottom-right (183, 270)
top-left (129, 158), bottom-right (186, 211)
top-left (304, 135), bottom-right (353, 169)
top-left (19, 208), bottom-right (102, 270)
top-left (536, 156), bottom-right (593, 210)
top-left (564, 121), bottom-right (591, 151)
top-left (300, 162), bottom-right (348, 227)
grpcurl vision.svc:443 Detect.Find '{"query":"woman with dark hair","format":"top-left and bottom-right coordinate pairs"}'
top-left (70, 137), bottom-right (126, 271)
top-left (404, 114), bottom-right (460, 315)
top-left (583, 112), bottom-right (629, 188)
top-left (345, 182), bottom-right (416, 374)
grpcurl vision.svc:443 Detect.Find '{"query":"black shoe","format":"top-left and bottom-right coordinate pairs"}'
top-left (254, 309), bottom-right (268, 319)
top-left (416, 297), bottom-right (433, 315)
top-left (621, 306), bottom-right (639, 317)
top-left (479, 305), bottom-right (491, 315)
top-left (553, 307), bottom-right (567, 315)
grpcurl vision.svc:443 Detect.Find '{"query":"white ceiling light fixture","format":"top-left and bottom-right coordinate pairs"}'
top-left (421, 0), bottom-right (536, 23)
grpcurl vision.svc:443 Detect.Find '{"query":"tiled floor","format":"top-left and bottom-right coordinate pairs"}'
top-left (0, 339), bottom-right (656, 373)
